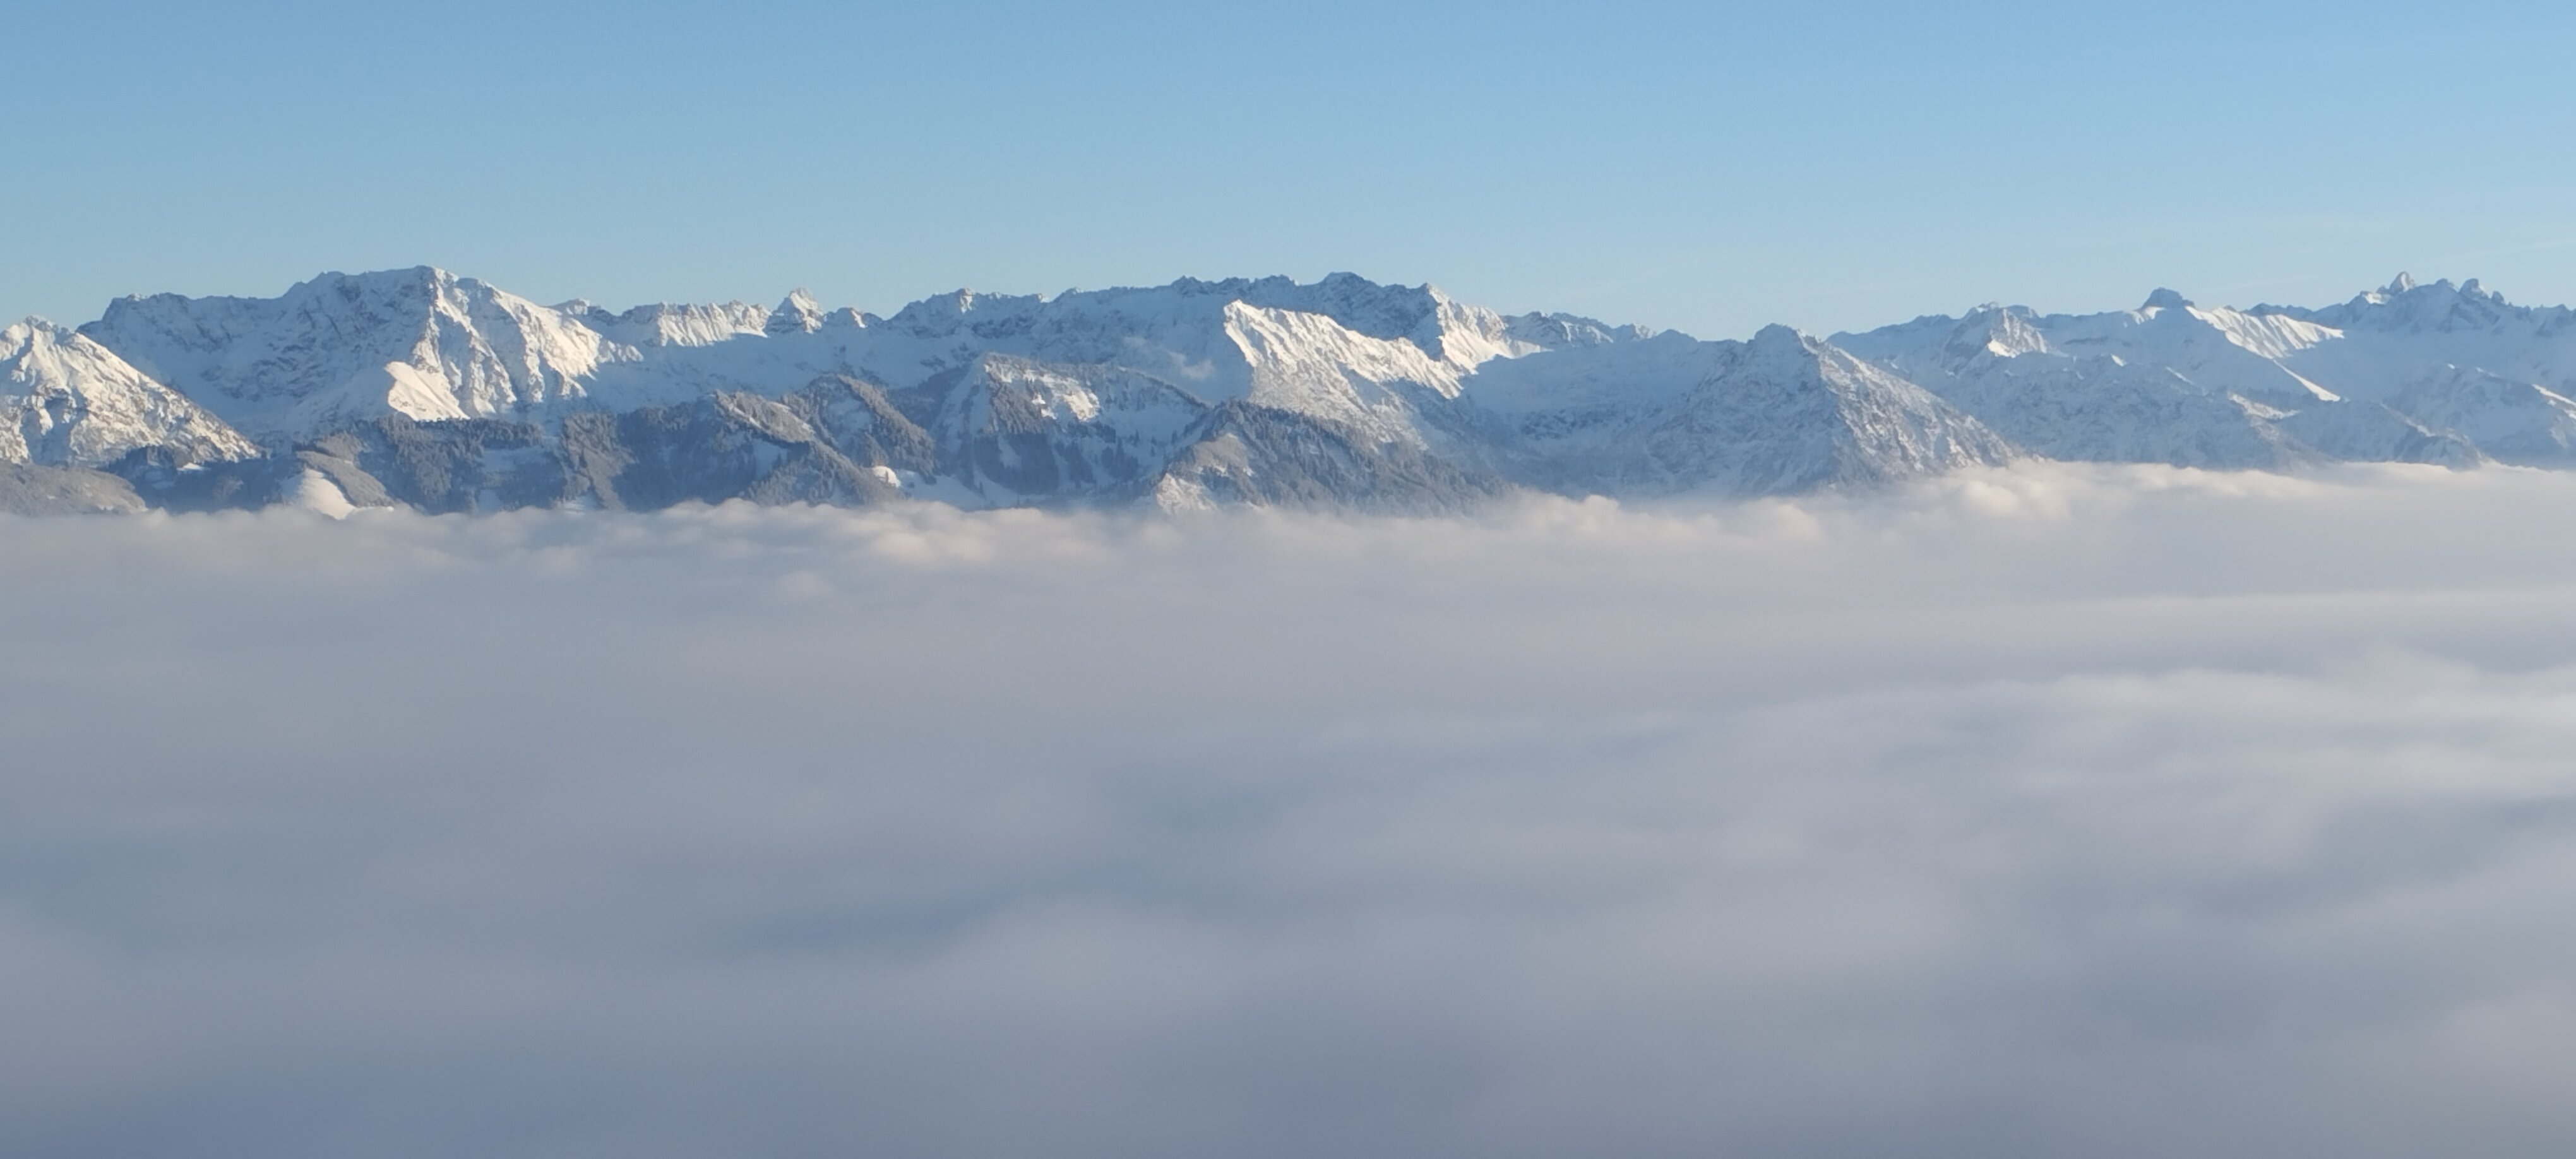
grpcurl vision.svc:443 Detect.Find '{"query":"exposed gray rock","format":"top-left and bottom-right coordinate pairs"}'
top-left (294, 437), bottom-right (400, 509)
top-left (109, 446), bottom-right (301, 513)
top-left (1150, 401), bottom-right (1518, 515)
top-left (321, 417), bottom-right (563, 513)
top-left (0, 463), bottom-right (147, 515)
top-left (559, 391), bottom-right (902, 511)
top-left (1489, 326), bottom-right (2015, 499)
top-left (35, 267), bottom-right (2576, 520)
top-left (920, 354), bottom-right (1207, 505)
top-left (787, 376), bottom-right (938, 477)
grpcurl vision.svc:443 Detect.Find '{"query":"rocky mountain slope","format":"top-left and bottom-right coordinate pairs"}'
top-left (5, 269), bottom-right (2570, 516)
top-left (3, 319), bottom-right (259, 468)
top-left (1831, 276), bottom-right (2572, 470)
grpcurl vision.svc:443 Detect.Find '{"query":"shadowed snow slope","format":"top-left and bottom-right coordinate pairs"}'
top-left (18, 269), bottom-right (2576, 513)
top-left (1481, 324), bottom-right (2014, 496)
top-left (1834, 276), bottom-right (2576, 468)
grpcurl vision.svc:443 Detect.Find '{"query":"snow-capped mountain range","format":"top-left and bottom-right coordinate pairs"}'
top-left (5, 267), bottom-right (2569, 514)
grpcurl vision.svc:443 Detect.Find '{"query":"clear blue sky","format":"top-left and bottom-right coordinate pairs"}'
top-left (6, 0), bottom-right (2573, 338)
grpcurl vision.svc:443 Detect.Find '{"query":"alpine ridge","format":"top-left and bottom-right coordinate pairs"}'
top-left (6, 269), bottom-right (2572, 516)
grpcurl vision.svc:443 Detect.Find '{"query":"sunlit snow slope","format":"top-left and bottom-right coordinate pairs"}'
top-left (6, 268), bottom-right (2570, 516)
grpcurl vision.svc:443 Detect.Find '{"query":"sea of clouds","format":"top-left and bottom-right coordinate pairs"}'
top-left (8, 462), bottom-right (2576, 1158)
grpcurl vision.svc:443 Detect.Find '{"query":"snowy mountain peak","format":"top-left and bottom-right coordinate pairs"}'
top-left (4, 317), bottom-right (63, 361)
top-left (33, 266), bottom-right (2576, 517)
top-left (2387, 271), bottom-right (2419, 294)
top-left (767, 289), bottom-right (825, 335)
top-left (79, 266), bottom-right (656, 438)
top-left (3, 316), bottom-right (258, 468)
top-left (1941, 307), bottom-right (2051, 361)
top-left (1748, 323), bottom-right (1816, 356)
top-left (1500, 312), bottom-right (1657, 350)
top-left (1828, 274), bottom-right (2576, 470)
top-left (2315, 274), bottom-right (2544, 336)
top-left (883, 288), bottom-right (1046, 338)
top-left (309, 265), bottom-right (451, 295)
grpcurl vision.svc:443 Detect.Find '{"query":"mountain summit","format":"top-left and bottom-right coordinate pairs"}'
top-left (6, 270), bottom-right (2574, 516)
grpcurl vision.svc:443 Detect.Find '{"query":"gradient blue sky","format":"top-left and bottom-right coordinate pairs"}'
top-left (6, 0), bottom-right (2573, 337)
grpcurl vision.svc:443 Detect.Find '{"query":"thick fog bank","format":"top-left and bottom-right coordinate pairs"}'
top-left (8, 463), bottom-right (2576, 1158)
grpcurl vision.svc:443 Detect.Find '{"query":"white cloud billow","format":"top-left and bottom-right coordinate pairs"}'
top-left (6, 462), bottom-right (2576, 1156)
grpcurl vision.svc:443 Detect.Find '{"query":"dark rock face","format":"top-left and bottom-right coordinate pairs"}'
top-left (1152, 402), bottom-right (1516, 515)
top-left (62, 265), bottom-right (2576, 521)
top-left (93, 367), bottom-right (1530, 517)
top-left (100, 377), bottom-right (938, 516)
top-left (794, 376), bottom-right (939, 477)
top-left (0, 463), bottom-right (148, 516)
top-left (560, 394), bottom-right (900, 512)
top-left (330, 417), bottom-right (568, 513)
top-left (914, 355), bottom-right (1208, 504)
top-left (26, 269), bottom-right (2036, 518)
top-left (107, 446), bottom-right (290, 513)
top-left (544, 377), bottom-right (934, 513)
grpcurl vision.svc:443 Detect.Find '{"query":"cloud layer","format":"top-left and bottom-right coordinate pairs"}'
top-left (9, 463), bottom-right (2576, 1157)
